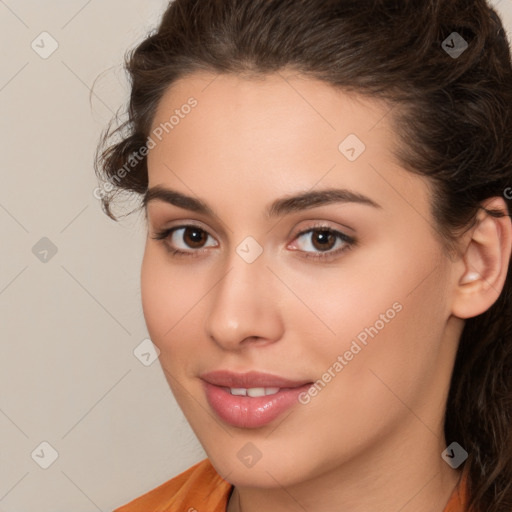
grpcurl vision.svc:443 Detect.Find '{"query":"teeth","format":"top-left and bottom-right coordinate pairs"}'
top-left (230, 388), bottom-right (248, 396)
top-left (247, 387), bottom-right (267, 398)
top-left (228, 387), bottom-right (281, 397)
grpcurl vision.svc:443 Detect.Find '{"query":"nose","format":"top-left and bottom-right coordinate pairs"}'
top-left (204, 253), bottom-right (284, 351)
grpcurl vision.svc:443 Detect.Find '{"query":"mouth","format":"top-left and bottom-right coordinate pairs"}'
top-left (200, 370), bottom-right (314, 428)
top-left (200, 370), bottom-right (312, 388)
top-left (223, 386), bottom-right (282, 397)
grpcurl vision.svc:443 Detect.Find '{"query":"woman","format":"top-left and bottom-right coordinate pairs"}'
top-left (95, 0), bottom-right (512, 510)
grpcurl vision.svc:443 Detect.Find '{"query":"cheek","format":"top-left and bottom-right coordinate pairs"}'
top-left (286, 276), bottom-right (450, 455)
top-left (285, 240), bottom-right (450, 393)
top-left (140, 247), bottom-right (169, 340)
top-left (140, 244), bottom-right (206, 345)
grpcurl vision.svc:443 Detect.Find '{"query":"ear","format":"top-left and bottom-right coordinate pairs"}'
top-left (451, 196), bottom-right (512, 319)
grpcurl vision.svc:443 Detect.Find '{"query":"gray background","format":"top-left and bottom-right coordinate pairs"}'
top-left (1, 1), bottom-right (511, 510)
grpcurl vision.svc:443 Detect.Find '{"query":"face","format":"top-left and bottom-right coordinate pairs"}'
top-left (141, 71), bottom-right (462, 489)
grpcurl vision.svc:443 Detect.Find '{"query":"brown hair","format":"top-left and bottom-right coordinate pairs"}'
top-left (95, 1), bottom-right (512, 510)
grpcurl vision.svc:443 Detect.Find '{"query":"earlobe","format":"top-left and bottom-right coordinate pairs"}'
top-left (451, 197), bottom-right (512, 319)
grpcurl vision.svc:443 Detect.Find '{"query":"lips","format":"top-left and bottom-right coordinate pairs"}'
top-left (200, 370), bottom-right (312, 388)
top-left (200, 370), bottom-right (313, 428)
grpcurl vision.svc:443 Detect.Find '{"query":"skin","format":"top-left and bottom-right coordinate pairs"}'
top-left (140, 71), bottom-right (511, 512)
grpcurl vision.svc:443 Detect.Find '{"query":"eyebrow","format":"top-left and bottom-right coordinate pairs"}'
top-left (143, 185), bottom-right (381, 218)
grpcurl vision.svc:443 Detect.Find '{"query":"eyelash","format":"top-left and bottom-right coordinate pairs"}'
top-left (151, 223), bottom-right (356, 261)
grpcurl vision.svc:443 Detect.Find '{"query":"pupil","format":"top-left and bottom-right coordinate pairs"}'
top-left (313, 230), bottom-right (335, 251)
top-left (185, 227), bottom-right (205, 247)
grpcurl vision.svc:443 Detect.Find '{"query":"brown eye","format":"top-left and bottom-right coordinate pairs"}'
top-left (290, 227), bottom-right (355, 259)
top-left (182, 227), bottom-right (209, 248)
top-left (154, 225), bottom-right (218, 253)
top-left (310, 229), bottom-right (337, 251)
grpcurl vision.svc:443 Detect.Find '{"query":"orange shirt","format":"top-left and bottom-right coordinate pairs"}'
top-left (113, 458), bottom-right (468, 512)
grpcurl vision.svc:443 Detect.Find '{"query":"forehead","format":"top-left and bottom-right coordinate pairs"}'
top-left (146, 71), bottom-right (430, 219)
top-left (148, 71), bottom-right (390, 176)
top-left (149, 70), bottom-right (392, 146)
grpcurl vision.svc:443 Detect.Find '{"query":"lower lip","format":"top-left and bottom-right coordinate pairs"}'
top-left (202, 381), bottom-right (312, 428)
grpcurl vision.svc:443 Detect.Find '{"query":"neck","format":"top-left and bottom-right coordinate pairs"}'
top-left (227, 420), bottom-right (462, 512)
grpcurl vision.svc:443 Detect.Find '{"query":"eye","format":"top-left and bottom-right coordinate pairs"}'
top-left (152, 225), bottom-right (218, 256)
top-left (152, 223), bottom-right (355, 260)
top-left (289, 226), bottom-right (355, 259)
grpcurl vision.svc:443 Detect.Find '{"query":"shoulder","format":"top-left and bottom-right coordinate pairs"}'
top-left (113, 458), bottom-right (233, 512)
top-left (443, 470), bottom-right (470, 512)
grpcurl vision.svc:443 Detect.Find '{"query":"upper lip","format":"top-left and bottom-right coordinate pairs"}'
top-left (200, 370), bottom-right (312, 388)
